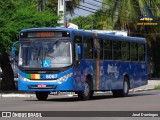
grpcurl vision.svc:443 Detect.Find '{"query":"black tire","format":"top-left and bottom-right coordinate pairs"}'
top-left (112, 77), bottom-right (129, 97)
top-left (90, 90), bottom-right (94, 98)
top-left (35, 92), bottom-right (49, 101)
top-left (122, 78), bottom-right (129, 97)
top-left (112, 90), bottom-right (121, 97)
top-left (77, 80), bottom-right (92, 100)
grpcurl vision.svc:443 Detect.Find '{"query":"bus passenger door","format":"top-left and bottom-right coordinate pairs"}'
top-left (73, 36), bottom-right (83, 90)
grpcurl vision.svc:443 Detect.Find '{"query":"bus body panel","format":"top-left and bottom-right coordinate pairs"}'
top-left (74, 60), bottom-right (147, 91)
top-left (17, 27), bottom-right (148, 93)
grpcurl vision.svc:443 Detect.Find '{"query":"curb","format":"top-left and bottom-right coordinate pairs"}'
top-left (129, 88), bottom-right (154, 92)
top-left (0, 93), bottom-right (36, 98)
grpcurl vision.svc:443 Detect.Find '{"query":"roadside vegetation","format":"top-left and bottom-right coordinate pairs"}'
top-left (154, 85), bottom-right (160, 90)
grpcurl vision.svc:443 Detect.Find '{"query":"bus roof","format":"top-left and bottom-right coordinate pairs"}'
top-left (20, 27), bottom-right (146, 43)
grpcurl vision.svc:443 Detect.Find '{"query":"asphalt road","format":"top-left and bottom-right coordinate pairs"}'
top-left (0, 90), bottom-right (160, 120)
top-left (0, 90), bottom-right (160, 111)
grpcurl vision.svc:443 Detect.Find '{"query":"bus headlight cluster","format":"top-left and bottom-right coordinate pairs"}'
top-left (18, 74), bottom-right (29, 82)
top-left (57, 73), bottom-right (73, 83)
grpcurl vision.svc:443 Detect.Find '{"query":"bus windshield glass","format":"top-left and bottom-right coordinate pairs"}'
top-left (18, 40), bottom-right (72, 68)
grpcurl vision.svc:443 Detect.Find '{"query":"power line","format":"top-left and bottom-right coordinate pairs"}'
top-left (74, 13), bottom-right (84, 17)
top-left (79, 4), bottom-right (98, 11)
top-left (92, 0), bottom-right (142, 18)
top-left (74, 8), bottom-right (135, 22)
top-left (80, 8), bottom-right (135, 22)
top-left (78, 3), bottom-right (137, 21)
top-left (93, 0), bottom-right (158, 10)
top-left (75, 4), bottom-right (136, 22)
top-left (92, 0), bottom-right (159, 22)
top-left (74, 1), bottom-right (159, 23)
top-left (76, 6), bottom-right (96, 13)
top-left (93, 0), bottom-right (159, 21)
top-left (83, 1), bottom-right (101, 8)
top-left (93, 0), bottom-right (103, 4)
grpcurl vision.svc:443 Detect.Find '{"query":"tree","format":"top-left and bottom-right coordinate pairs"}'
top-left (71, 10), bottom-right (113, 30)
top-left (0, 0), bottom-right (59, 90)
top-left (37, 0), bottom-right (46, 12)
top-left (102, 0), bottom-right (160, 44)
top-left (46, 0), bottom-right (84, 14)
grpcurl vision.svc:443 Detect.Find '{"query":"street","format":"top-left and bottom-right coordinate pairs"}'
top-left (0, 90), bottom-right (160, 120)
top-left (0, 90), bottom-right (160, 111)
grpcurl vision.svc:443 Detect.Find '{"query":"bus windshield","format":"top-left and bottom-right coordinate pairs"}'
top-left (18, 40), bottom-right (72, 68)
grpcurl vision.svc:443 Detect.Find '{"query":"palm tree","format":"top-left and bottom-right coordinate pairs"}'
top-left (102, 0), bottom-right (160, 45)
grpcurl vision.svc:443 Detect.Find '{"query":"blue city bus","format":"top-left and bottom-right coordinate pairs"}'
top-left (12, 27), bottom-right (147, 100)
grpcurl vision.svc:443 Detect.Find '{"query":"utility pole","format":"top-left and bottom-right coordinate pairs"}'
top-left (43, 0), bottom-right (46, 11)
top-left (58, 0), bottom-right (72, 27)
top-left (58, 0), bottom-right (66, 26)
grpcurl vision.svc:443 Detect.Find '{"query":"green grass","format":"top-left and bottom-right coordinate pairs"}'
top-left (154, 85), bottom-right (160, 90)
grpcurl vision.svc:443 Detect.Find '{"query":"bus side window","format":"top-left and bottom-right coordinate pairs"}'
top-left (94, 38), bottom-right (103, 60)
top-left (113, 40), bottom-right (122, 60)
top-left (100, 39), bottom-right (103, 60)
top-left (122, 41), bottom-right (130, 61)
top-left (104, 40), bottom-right (112, 60)
top-left (131, 42), bottom-right (138, 61)
top-left (84, 37), bottom-right (93, 59)
top-left (74, 36), bottom-right (82, 61)
top-left (138, 43), bottom-right (145, 61)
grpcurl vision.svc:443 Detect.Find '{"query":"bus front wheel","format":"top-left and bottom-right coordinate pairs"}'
top-left (77, 80), bottom-right (92, 100)
top-left (35, 92), bottom-right (49, 101)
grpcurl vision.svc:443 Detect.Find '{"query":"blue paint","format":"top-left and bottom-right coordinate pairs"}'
top-left (18, 67), bottom-right (74, 91)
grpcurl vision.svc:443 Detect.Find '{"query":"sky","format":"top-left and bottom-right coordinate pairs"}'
top-left (66, 0), bottom-right (102, 20)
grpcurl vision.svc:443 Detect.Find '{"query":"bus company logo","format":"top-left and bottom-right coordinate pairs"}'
top-left (137, 6), bottom-right (158, 26)
top-left (2, 112), bottom-right (11, 117)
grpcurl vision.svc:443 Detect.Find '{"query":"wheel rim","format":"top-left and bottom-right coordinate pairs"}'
top-left (84, 82), bottom-right (90, 97)
top-left (124, 81), bottom-right (128, 94)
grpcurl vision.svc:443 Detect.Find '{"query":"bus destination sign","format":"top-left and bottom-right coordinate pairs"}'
top-left (20, 31), bottom-right (70, 38)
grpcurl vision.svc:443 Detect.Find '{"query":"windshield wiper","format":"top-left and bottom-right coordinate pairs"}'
top-left (44, 40), bottom-right (59, 60)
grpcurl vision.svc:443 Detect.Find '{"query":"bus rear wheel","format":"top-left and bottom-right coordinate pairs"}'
top-left (35, 92), bottom-right (49, 101)
top-left (112, 78), bottom-right (129, 97)
top-left (122, 78), bottom-right (129, 96)
top-left (77, 80), bottom-right (92, 100)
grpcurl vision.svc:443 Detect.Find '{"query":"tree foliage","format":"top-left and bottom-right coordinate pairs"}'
top-left (0, 0), bottom-right (84, 90)
top-left (0, 0), bottom-right (59, 90)
top-left (37, 0), bottom-right (84, 14)
top-left (0, 0), bottom-right (59, 54)
top-left (102, 0), bottom-right (160, 46)
top-left (71, 10), bottom-right (113, 30)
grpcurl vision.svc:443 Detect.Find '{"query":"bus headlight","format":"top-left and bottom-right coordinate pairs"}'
top-left (58, 73), bottom-right (73, 83)
top-left (18, 74), bottom-right (29, 82)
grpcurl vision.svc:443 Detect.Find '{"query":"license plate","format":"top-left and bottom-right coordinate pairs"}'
top-left (37, 84), bottom-right (46, 88)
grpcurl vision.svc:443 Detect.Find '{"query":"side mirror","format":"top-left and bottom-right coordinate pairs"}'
top-left (75, 44), bottom-right (81, 61)
top-left (11, 47), bottom-right (15, 59)
top-left (11, 41), bottom-right (19, 60)
top-left (77, 45), bottom-right (81, 55)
